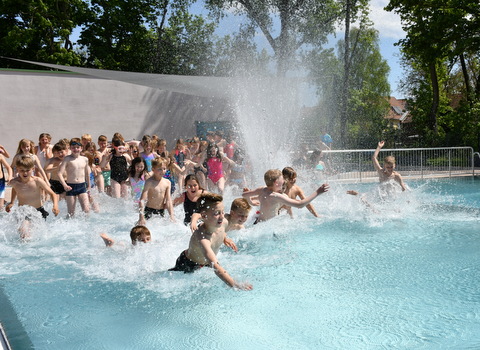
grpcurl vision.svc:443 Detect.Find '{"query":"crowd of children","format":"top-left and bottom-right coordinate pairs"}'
top-left (0, 130), bottom-right (406, 290)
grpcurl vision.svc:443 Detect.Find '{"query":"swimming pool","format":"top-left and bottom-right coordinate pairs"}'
top-left (1, 177), bottom-right (479, 349)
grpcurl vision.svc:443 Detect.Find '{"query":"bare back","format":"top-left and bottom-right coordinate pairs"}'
top-left (187, 221), bottom-right (228, 265)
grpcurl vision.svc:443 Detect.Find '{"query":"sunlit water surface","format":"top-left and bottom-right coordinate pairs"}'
top-left (1, 177), bottom-right (479, 349)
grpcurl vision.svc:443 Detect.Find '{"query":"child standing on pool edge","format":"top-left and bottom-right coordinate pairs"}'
top-left (169, 193), bottom-right (252, 290)
top-left (372, 141), bottom-right (407, 191)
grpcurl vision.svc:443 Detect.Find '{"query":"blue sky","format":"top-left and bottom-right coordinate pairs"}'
top-left (71, 0), bottom-right (406, 98)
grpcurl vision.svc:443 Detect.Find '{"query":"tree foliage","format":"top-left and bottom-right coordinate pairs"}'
top-left (204, 0), bottom-right (342, 76)
top-left (305, 27), bottom-right (391, 148)
top-left (0, 0), bottom-right (88, 65)
top-left (386, 0), bottom-right (480, 148)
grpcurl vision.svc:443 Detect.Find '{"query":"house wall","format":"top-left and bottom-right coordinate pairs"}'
top-left (0, 70), bottom-right (232, 154)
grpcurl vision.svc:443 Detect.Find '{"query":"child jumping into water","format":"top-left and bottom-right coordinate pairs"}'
top-left (242, 169), bottom-right (329, 223)
top-left (282, 167), bottom-right (320, 218)
top-left (372, 141), bottom-right (407, 191)
top-left (169, 193), bottom-right (252, 290)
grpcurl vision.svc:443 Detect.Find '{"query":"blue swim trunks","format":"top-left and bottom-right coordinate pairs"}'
top-left (66, 182), bottom-right (87, 196)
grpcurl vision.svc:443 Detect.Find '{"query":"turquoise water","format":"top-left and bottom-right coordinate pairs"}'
top-left (1, 177), bottom-right (480, 349)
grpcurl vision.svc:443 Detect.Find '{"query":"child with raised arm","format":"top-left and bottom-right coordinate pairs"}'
top-left (57, 138), bottom-right (91, 217)
top-left (6, 156), bottom-right (59, 239)
top-left (138, 158), bottom-right (175, 222)
top-left (0, 150), bottom-right (13, 211)
top-left (372, 141), bottom-right (407, 191)
top-left (242, 169), bottom-right (329, 223)
top-left (169, 193), bottom-right (252, 290)
top-left (282, 167), bottom-right (320, 218)
top-left (44, 142), bottom-right (68, 200)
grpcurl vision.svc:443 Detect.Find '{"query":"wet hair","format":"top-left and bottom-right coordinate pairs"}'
top-left (98, 135), bottom-right (108, 142)
top-left (130, 225), bottom-right (151, 243)
top-left (38, 133), bottom-right (52, 141)
top-left (264, 169), bottom-right (282, 187)
top-left (197, 193), bottom-right (223, 212)
top-left (214, 130), bottom-right (223, 138)
top-left (142, 138), bottom-right (155, 151)
top-left (282, 167), bottom-right (297, 180)
top-left (129, 157), bottom-right (148, 177)
top-left (185, 174), bottom-right (203, 189)
top-left (52, 142), bottom-right (67, 153)
top-left (230, 198), bottom-right (251, 212)
top-left (152, 157), bottom-right (167, 169)
top-left (15, 155), bottom-right (35, 169)
top-left (16, 139), bottom-right (34, 155)
top-left (206, 143), bottom-right (222, 160)
top-left (384, 156), bottom-right (396, 165)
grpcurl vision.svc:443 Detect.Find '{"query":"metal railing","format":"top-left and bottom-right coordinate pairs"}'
top-left (318, 147), bottom-right (475, 182)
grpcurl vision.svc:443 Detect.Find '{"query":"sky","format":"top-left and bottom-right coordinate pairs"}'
top-left (194, 0), bottom-right (407, 99)
top-left (69, 0), bottom-right (406, 99)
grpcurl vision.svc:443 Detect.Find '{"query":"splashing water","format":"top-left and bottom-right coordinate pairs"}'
top-left (1, 178), bottom-right (480, 349)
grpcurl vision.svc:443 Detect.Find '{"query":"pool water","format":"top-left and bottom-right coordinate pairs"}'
top-left (1, 177), bottom-right (480, 349)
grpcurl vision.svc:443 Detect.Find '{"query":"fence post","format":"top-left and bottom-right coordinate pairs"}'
top-left (421, 150), bottom-right (424, 179)
top-left (358, 154), bottom-right (362, 182)
top-left (448, 149), bottom-right (452, 178)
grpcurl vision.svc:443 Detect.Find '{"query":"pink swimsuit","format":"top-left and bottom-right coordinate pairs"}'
top-left (207, 158), bottom-right (223, 184)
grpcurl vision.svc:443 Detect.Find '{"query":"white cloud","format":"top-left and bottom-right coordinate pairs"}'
top-left (369, 0), bottom-right (405, 40)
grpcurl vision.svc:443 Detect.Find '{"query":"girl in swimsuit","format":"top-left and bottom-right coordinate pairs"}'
top-left (11, 139), bottom-right (48, 183)
top-left (140, 139), bottom-right (157, 172)
top-left (205, 143), bottom-right (236, 195)
top-left (102, 140), bottom-right (132, 198)
top-left (173, 174), bottom-right (205, 225)
top-left (128, 157), bottom-right (150, 205)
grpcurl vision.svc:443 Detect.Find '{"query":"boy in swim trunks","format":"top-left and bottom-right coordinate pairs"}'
top-left (44, 142), bottom-right (68, 200)
top-left (225, 198), bottom-right (252, 231)
top-left (97, 135), bottom-right (111, 195)
top-left (58, 138), bottom-right (91, 217)
top-left (0, 149), bottom-right (13, 211)
top-left (100, 225), bottom-right (151, 247)
top-left (6, 155), bottom-right (59, 239)
top-left (138, 158), bottom-right (175, 222)
top-left (169, 193), bottom-right (252, 290)
top-left (281, 167), bottom-right (320, 218)
top-left (242, 169), bottom-right (329, 223)
top-left (372, 141), bottom-right (407, 191)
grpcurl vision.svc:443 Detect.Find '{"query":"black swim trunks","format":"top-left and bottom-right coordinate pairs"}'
top-left (168, 250), bottom-right (205, 273)
top-left (49, 179), bottom-right (65, 195)
top-left (66, 182), bottom-right (87, 196)
top-left (144, 206), bottom-right (165, 220)
top-left (26, 206), bottom-right (49, 221)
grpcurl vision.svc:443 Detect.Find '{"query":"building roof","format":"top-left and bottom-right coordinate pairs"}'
top-left (386, 96), bottom-right (411, 123)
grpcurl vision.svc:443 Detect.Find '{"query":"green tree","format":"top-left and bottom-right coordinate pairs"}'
top-left (305, 27), bottom-right (390, 148)
top-left (0, 0), bottom-right (87, 65)
top-left (204, 0), bottom-right (341, 77)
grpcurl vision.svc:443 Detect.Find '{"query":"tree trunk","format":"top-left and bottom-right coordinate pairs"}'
top-left (339, 0), bottom-right (352, 148)
top-left (459, 53), bottom-right (472, 104)
top-left (428, 61), bottom-right (439, 133)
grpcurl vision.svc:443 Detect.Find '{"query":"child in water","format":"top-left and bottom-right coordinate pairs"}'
top-left (128, 157), bottom-right (150, 206)
top-left (169, 193), bottom-right (252, 290)
top-left (173, 174), bottom-right (205, 225)
top-left (100, 225), bottom-right (151, 247)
